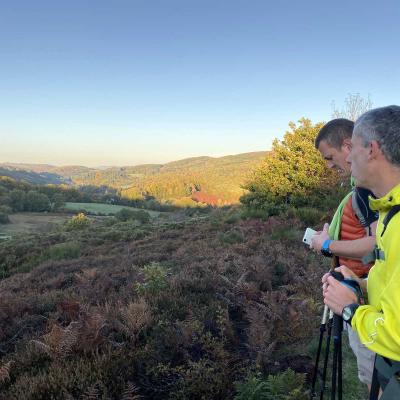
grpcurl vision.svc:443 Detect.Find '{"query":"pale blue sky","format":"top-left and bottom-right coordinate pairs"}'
top-left (1, 0), bottom-right (399, 166)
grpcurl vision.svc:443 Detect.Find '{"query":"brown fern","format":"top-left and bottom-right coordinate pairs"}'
top-left (80, 382), bottom-right (100, 400)
top-left (121, 299), bottom-right (152, 340)
top-left (30, 339), bottom-right (52, 355)
top-left (56, 321), bottom-right (80, 358)
top-left (0, 360), bottom-right (12, 383)
top-left (121, 381), bottom-right (141, 400)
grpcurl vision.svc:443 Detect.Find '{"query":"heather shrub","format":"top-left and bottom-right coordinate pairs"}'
top-left (223, 208), bottom-right (242, 224)
top-left (41, 241), bottom-right (81, 261)
top-left (269, 226), bottom-right (300, 241)
top-left (100, 224), bottom-right (148, 242)
top-left (218, 230), bottom-right (244, 245)
top-left (0, 209), bottom-right (329, 399)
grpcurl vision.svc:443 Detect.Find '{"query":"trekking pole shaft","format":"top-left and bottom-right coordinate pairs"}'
top-left (311, 306), bottom-right (329, 397)
top-left (337, 322), bottom-right (343, 400)
top-left (331, 314), bottom-right (342, 400)
top-left (320, 311), bottom-right (334, 400)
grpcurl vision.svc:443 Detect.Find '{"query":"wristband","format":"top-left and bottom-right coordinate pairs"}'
top-left (321, 239), bottom-right (333, 257)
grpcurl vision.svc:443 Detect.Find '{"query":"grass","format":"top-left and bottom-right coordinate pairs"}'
top-left (64, 202), bottom-right (161, 217)
top-left (0, 212), bottom-right (70, 237)
top-left (308, 326), bottom-right (368, 400)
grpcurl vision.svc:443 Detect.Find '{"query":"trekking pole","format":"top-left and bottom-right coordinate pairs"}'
top-left (331, 313), bottom-right (343, 400)
top-left (310, 305), bottom-right (330, 399)
top-left (319, 310), bottom-right (333, 400)
top-left (369, 357), bottom-right (380, 400)
top-left (330, 313), bottom-right (343, 400)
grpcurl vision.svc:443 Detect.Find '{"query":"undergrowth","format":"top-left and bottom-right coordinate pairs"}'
top-left (0, 208), bottom-right (363, 399)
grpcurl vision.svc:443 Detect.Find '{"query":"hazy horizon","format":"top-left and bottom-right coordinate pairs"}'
top-left (0, 149), bottom-right (268, 169)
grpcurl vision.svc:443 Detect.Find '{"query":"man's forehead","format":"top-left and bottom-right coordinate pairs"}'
top-left (351, 134), bottom-right (362, 145)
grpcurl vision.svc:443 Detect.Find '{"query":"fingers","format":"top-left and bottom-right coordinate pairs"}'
top-left (335, 265), bottom-right (357, 279)
top-left (323, 223), bottom-right (329, 232)
top-left (321, 272), bottom-right (330, 284)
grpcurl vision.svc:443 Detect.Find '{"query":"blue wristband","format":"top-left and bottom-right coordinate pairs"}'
top-left (321, 239), bottom-right (333, 257)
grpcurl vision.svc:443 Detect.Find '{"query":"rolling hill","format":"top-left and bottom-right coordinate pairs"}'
top-left (0, 167), bottom-right (72, 185)
top-left (1, 151), bottom-right (269, 204)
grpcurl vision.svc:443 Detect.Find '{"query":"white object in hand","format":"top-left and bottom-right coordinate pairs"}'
top-left (302, 227), bottom-right (317, 246)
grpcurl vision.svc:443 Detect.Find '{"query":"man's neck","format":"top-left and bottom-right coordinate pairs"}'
top-left (371, 165), bottom-right (400, 198)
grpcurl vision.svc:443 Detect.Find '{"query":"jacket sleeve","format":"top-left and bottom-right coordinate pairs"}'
top-left (351, 223), bottom-right (400, 361)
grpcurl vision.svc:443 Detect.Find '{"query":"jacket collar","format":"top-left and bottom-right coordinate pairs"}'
top-left (369, 183), bottom-right (400, 211)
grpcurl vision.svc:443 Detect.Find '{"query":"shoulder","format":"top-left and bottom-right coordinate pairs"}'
top-left (352, 187), bottom-right (379, 226)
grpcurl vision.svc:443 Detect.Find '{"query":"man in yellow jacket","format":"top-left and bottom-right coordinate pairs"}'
top-left (323, 105), bottom-right (400, 399)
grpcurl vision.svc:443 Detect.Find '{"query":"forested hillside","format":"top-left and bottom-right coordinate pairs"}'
top-left (2, 152), bottom-right (268, 206)
top-left (0, 167), bottom-right (71, 186)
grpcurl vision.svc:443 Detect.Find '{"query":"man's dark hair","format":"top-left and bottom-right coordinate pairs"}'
top-left (315, 118), bottom-right (354, 149)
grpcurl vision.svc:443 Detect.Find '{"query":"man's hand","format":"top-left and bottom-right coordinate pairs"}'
top-left (323, 275), bottom-right (358, 315)
top-left (335, 265), bottom-right (359, 281)
top-left (310, 223), bottom-right (330, 252)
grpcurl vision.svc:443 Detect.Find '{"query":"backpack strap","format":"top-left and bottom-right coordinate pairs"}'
top-left (352, 187), bottom-right (379, 264)
top-left (351, 187), bottom-right (379, 230)
top-left (363, 205), bottom-right (400, 265)
top-left (381, 204), bottom-right (400, 237)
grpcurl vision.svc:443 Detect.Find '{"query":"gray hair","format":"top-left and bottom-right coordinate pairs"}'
top-left (354, 105), bottom-right (400, 166)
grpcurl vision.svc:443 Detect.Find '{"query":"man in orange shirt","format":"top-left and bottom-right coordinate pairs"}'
top-left (311, 118), bottom-right (378, 391)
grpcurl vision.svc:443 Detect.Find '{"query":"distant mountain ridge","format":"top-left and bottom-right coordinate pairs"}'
top-left (0, 151), bottom-right (269, 204)
top-left (0, 166), bottom-right (72, 186)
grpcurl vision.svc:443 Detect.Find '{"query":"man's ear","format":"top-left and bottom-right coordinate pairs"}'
top-left (369, 140), bottom-right (382, 160)
top-left (341, 138), bottom-right (352, 153)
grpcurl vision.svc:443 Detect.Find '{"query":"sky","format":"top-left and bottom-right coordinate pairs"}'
top-left (1, 0), bottom-right (399, 167)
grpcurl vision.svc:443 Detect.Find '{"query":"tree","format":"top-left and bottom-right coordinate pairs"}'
top-left (331, 93), bottom-right (372, 121)
top-left (9, 189), bottom-right (26, 212)
top-left (241, 118), bottom-right (339, 209)
top-left (0, 205), bottom-right (11, 224)
top-left (52, 193), bottom-right (65, 211)
top-left (24, 191), bottom-right (51, 212)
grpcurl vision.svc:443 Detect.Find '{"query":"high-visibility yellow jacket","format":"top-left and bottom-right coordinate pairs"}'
top-left (352, 183), bottom-right (400, 361)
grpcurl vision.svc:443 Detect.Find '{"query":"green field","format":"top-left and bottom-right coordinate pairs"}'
top-left (64, 202), bottom-right (161, 217)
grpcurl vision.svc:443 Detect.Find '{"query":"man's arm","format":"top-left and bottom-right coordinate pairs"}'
top-left (324, 221), bottom-right (400, 361)
top-left (311, 221), bottom-right (377, 259)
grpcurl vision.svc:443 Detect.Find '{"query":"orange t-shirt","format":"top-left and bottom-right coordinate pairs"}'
top-left (338, 197), bottom-right (372, 277)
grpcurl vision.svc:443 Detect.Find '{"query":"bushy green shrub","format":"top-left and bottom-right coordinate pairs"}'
top-left (0, 205), bottom-right (12, 224)
top-left (234, 370), bottom-right (307, 400)
top-left (268, 226), bottom-right (300, 241)
top-left (240, 192), bottom-right (287, 217)
top-left (286, 207), bottom-right (325, 227)
top-left (41, 242), bottom-right (81, 261)
top-left (136, 262), bottom-right (170, 296)
top-left (223, 209), bottom-right (242, 224)
top-left (0, 211), bottom-right (10, 224)
top-left (115, 208), bottom-right (151, 224)
top-left (240, 207), bottom-right (269, 220)
top-left (66, 213), bottom-right (91, 230)
top-left (218, 230), bottom-right (244, 245)
top-left (25, 190), bottom-right (51, 212)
